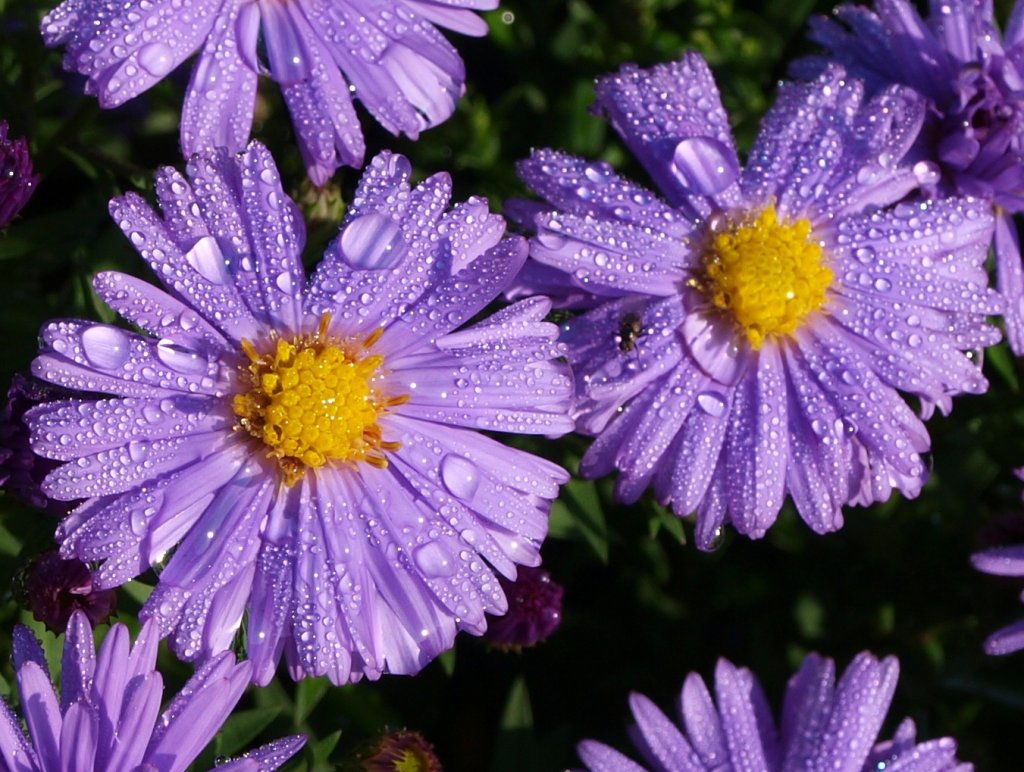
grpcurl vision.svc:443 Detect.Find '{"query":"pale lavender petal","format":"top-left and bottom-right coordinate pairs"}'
top-left (102, 672), bottom-right (163, 772)
top-left (60, 613), bottom-right (94, 713)
top-left (627, 692), bottom-right (700, 771)
top-left (58, 701), bottom-right (97, 772)
top-left (181, 0), bottom-right (258, 155)
top-left (714, 660), bottom-right (772, 772)
top-left (813, 653), bottom-right (899, 772)
top-left (215, 735), bottom-right (307, 771)
top-left (594, 52), bottom-right (741, 214)
top-left (971, 545), bottom-right (1024, 576)
top-left (18, 661), bottom-right (62, 770)
top-left (0, 697), bottom-right (37, 772)
top-left (578, 739), bottom-right (650, 772)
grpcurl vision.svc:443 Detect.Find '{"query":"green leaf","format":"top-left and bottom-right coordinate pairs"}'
top-left (294, 676), bottom-right (331, 726)
top-left (548, 478), bottom-right (609, 562)
top-left (311, 730), bottom-right (343, 770)
top-left (437, 647), bottom-right (456, 677)
top-left (489, 677), bottom-right (538, 772)
top-left (213, 706), bottom-right (284, 759)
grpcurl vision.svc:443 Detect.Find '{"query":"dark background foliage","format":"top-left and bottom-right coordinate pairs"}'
top-left (1, 0), bottom-right (1024, 768)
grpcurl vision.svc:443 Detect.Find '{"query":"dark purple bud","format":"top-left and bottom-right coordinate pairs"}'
top-left (361, 730), bottom-right (442, 772)
top-left (0, 374), bottom-right (72, 515)
top-left (0, 121), bottom-right (37, 227)
top-left (485, 566), bottom-right (563, 650)
top-left (25, 551), bottom-right (117, 634)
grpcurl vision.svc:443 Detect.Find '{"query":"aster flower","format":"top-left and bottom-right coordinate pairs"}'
top-left (24, 551), bottom-right (117, 633)
top-left (518, 53), bottom-right (1000, 548)
top-left (483, 565), bottom-right (563, 649)
top-left (26, 142), bottom-right (572, 684)
top-left (41, 0), bottom-right (495, 185)
top-left (0, 120), bottom-right (38, 227)
top-left (0, 610), bottom-right (305, 771)
top-left (578, 652), bottom-right (970, 771)
top-left (795, 0), bottom-right (1024, 352)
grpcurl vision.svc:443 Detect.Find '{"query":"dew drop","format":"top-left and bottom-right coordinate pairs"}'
top-left (81, 326), bottom-right (131, 369)
top-left (696, 391), bottom-right (727, 417)
top-left (337, 212), bottom-right (406, 269)
top-left (156, 339), bottom-right (208, 375)
top-left (413, 542), bottom-right (456, 579)
top-left (137, 42), bottom-right (175, 77)
top-left (672, 136), bottom-right (738, 195)
top-left (184, 235), bottom-right (228, 284)
top-left (440, 454), bottom-right (481, 500)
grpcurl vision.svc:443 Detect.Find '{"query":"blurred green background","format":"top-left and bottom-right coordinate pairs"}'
top-left (2, 0), bottom-right (1024, 768)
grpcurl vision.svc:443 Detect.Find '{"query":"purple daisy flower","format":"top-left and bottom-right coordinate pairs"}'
top-left (518, 53), bottom-right (1000, 549)
top-left (41, 0), bottom-right (496, 185)
top-left (0, 610), bottom-right (305, 771)
top-left (0, 120), bottom-right (38, 227)
top-left (578, 652), bottom-right (970, 771)
top-left (26, 141), bottom-right (572, 685)
top-left (796, 0), bottom-right (1024, 352)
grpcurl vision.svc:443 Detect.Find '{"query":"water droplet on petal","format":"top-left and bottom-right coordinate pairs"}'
top-left (413, 542), bottom-right (456, 579)
top-left (156, 339), bottom-right (208, 375)
top-left (184, 235), bottom-right (229, 284)
top-left (672, 136), bottom-right (739, 196)
top-left (137, 42), bottom-right (174, 77)
top-left (337, 212), bottom-right (407, 269)
top-left (912, 160), bottom-right (941, 185)
top-left (696, 391), bottom-right (726, 417)
top-left (81, 326), bottom-right (131, 369)
top-left (440, 454), bottom-right (481, 500)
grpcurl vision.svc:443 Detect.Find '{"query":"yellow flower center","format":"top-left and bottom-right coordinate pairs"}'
top-left (232, 314), bottom-right (406, 486)
top-left (700, 206), bottom-right (833, 349)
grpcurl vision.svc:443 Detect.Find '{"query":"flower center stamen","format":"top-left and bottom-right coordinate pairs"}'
top-left (699, 206), bottom-right (833, 349)
top-left (232, 313), bottom-right (406, 486)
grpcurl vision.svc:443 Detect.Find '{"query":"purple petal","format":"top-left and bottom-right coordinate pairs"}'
top-left (713, 660), bottom-right (771, 772)
top-left (181, 0), bottom-right (258, 155)
top-left (594, 53), bottom-right (741, 214)
top-left (58, 701), bottom-right (98, 771)
top-left (577, 739), bottom-right (649, 772)
top-left (17, 660), bottom-right (62, 770)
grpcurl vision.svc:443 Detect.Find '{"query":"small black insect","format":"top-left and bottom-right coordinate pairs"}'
top-left (617, 312), bottom-right (644, 353)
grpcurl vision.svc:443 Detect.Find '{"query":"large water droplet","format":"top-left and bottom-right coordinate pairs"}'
top-left (156, 339), bottom-right (208, 374)
top-left (413, 542), bottom-right (457, 579)
top-left (337, 212), bottom-right (407, 269)
top-left (81, 326), bottom-right (131, 369)
top-left (137, 42), bottom-right (174, 77)
top-left (440, 454), bottom-right (481, 500)
top-left (672, 136), bottom-right (739, 196)
top-left (696, 391), bottom-right (727, 417)
top-left (184, 235), bottom-right (229, 284)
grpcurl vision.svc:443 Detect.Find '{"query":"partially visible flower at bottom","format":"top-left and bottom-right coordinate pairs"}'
top-left (23, 551), bottom-right (117, 633)
top-left (0, 610), bottom-right (305, 771)
top-left (361, 730), bottom-right (442, 772)
top-left (484, 565), bottom-right (563, 650)
top-left (0, 120), bottom-right (38, 227)
top-left (577, 652), bottom-right (970, 771)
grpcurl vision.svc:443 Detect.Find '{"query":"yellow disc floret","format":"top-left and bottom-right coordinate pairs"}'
top-left (700, 206), bottom-right (833, 349)
top-left (232, 314), bottom-right (406, 486)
